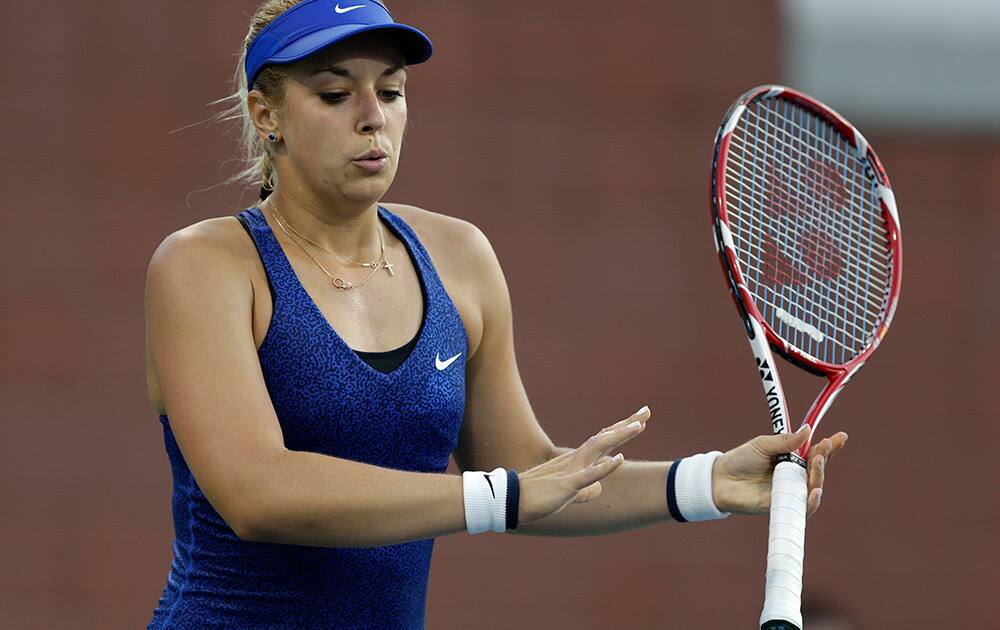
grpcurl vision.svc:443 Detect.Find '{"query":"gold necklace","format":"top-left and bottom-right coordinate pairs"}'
top-left (267, 202), bottom-right (394, 291)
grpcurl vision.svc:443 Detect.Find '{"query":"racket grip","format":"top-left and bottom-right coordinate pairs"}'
top-left (759, 459), bottom-right (807, 630)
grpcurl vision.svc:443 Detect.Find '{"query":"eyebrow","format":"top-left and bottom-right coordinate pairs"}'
top-left (310, 65), bottom-right (406, 78)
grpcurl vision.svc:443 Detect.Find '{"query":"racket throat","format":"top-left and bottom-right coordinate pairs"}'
top-left (763, 382), bottom-right (788, 434)
top-left (746, 316), bottom-right (793, 436)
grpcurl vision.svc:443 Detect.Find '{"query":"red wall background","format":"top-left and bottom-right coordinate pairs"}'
top-left (2, 1), bottom-right (997, 627)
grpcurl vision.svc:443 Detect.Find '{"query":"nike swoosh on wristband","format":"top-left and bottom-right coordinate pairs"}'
top-left (334, 3), bottom-right (365, 13)
top-left (483, 473), bottom-right (496, 498)
top-left (435, 352), bottom-right (462, 371)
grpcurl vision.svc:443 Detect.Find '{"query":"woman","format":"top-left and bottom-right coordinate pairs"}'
top-left (145, 1), bottom-right (846, 627)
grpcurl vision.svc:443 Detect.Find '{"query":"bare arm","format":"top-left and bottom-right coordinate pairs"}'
top-left (146, 223), bottom-right (466, 548)
top-left (510, 447), bottom-right (673, 537)
top-left (515, 428), bottom-right (848, 536)
top-left (243, 451), bottom-right (466, 547)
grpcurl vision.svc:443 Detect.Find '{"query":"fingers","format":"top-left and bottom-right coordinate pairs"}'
top-left (573, 451), bottom-right (625, 493)
top-left (574, 481), bottom-right (603, 503)
top-left (806, 487), bottom-right (823, 517)
top-left (808, 453), bottom-right (825, 497)
top-left (805, 431), bottom-right (847, 518)
top-left (753, 425), bottom-right (811, 457)
top-left (809, 432), bottom-right (846, 458)
top-left (582, 406), bottom-right (650, 460)
top-left (597, 406), bottom-right (651, 436)
top-left (826, 431), bottom-right (848, 462)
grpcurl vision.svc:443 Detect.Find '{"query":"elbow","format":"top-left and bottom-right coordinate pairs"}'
top-left (224, 490), bottom-right (318, 545)
top-left (225, 450), bottom-right (291, 542)
top-left (224, 503), bottom-right (270, 542)
top-left (214, 478), bottom-right (283, 542)
top-left (230, 505), bottom-right (299, 543)
top-left (231, 513), bottom-right (265, 542)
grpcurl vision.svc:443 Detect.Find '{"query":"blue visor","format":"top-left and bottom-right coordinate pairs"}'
top-left (245, 0), bottom-right (433, 88)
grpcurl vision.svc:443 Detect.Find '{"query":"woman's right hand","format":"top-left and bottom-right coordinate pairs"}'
top-left (517, 406), bottom-right (651, 524)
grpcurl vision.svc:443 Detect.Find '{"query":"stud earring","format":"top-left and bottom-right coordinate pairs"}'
top-left (267, 131), bottom-right (280, 143)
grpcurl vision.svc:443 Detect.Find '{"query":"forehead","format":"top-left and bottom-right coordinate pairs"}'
top-left (294, 31), bottom-right (408, 76)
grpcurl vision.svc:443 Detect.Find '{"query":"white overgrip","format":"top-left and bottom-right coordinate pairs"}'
top-left (759, 459), bottom-right (808, 628)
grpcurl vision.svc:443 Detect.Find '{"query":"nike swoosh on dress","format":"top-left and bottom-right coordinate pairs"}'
top-left (435, 352), bottom-right (462, 371)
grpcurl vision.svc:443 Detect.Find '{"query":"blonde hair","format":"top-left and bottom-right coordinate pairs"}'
top-left (212, 0), bottom-right (305, 199)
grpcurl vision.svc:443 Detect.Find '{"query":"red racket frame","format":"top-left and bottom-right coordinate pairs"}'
top-left (710, 84), bottom-right (903, 457)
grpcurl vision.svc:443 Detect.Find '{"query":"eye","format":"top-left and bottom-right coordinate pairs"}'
top-left (381, 90), bottom-right (404, 101)
top-left (319, 92), bottom-right (348, 104)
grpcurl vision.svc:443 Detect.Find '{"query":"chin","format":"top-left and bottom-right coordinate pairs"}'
top-left (341, 170), bottom-right (395, 203)
top-left (341, 179), bottom-right (394, 205)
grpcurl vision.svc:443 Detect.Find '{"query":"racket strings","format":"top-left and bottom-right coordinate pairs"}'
top-left (737, 111), bottom-right (888, 258)
top-left (723, 216), bottom-right (884, 338)
top-left (722, 172), bottom-right (892, 283)
top-left (740, 106), bottom-right (886, 249)
top-left (728, 124), bottom-right (889, 237)
top-left (722, 162), bottom-right (891, 267)
top-left (742, 100), bottom-right (886, 360)
top-left (722, 97), bottom-right (893, 365)
top-left (724, 237), bottom-right (875, 348)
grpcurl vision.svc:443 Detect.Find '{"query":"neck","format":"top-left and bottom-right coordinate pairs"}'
top-left (262, 187), bottom-right (383, 261)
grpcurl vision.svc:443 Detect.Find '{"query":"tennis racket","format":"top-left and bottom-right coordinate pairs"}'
top-left (709, 85), bottom-right (902, 629)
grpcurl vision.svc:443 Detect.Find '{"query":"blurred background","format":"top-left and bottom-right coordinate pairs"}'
top-left (2, 0), bottom-right (997, 627)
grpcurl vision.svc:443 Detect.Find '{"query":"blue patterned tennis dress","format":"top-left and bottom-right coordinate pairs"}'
top-left (148, 205), bottom-right (468, 629)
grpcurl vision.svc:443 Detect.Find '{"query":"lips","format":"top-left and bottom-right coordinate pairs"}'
top-left (352, 148), bottom-right (390, 173)
top-left (354, 148), bottom-right (388, 161)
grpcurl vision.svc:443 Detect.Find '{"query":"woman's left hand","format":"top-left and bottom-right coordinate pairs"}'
top-left (711, 426), bottom-right (848, 517)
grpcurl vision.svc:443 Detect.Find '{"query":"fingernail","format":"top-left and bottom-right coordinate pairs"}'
top-left (627, 421), bottom-right (642, 431)
top-left (797, 424), bottom-right (809, 433)
top-left (613, 453), bottom-right (624, 462)
top-left (635, 405), bottom-right (649, 416)
top-left (816, 488), bottom-right (823, 502)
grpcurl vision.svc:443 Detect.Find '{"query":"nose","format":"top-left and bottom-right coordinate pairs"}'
top-left (355, 89), bottom-right (386, 135)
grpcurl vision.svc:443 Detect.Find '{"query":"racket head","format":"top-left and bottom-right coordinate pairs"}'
top-left (710, 85), bottom-right (902, 384)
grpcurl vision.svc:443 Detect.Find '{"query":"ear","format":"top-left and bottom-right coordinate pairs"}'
top-left (247, 89), bottom-right (281, 141)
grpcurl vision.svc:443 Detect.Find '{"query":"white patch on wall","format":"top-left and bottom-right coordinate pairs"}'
top-left (781, 0), bottom-right (1000, 133)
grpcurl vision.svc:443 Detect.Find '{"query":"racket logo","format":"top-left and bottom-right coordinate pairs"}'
top-left (762, 158), bottom-right (846, 289)
top-left (764, 386), bottom-right (785, 433)
top-left (756, 359), bottom-right (786, 432)
top-left (756, 357), bottom-right (774, 382)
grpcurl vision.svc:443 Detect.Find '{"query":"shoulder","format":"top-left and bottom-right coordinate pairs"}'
top-left (382, 203), bottom-right (497, 268)
top-left (381, 202), bottom-right (505, 295)
top-left (382, 202), bottom-right (484, 250)
top-left (146, 215), bottom-right (258, 298)
top-left (149, 215), bottom-right (257, 269)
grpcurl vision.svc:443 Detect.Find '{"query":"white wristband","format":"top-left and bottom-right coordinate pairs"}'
top-left (463, 467), bottom-right (508, 534)
top-left (667, 451), bottom-right (730, 522)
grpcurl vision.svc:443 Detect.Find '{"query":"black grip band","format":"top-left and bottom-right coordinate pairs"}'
top-left (666, 459), bottom-right (687, 523)
top-left (505, 469), bottom-right (519, 531)
top-left (761, 620), bottom-right (801, 630)
top-left (775, 452), bottom-right (808, 468)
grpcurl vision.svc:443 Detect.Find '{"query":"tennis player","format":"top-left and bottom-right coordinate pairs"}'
top-left (145, 1), bottom-right (847, 627)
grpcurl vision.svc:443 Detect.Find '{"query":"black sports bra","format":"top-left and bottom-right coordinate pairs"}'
top-left (236, 214), bottom-right (417, 373)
